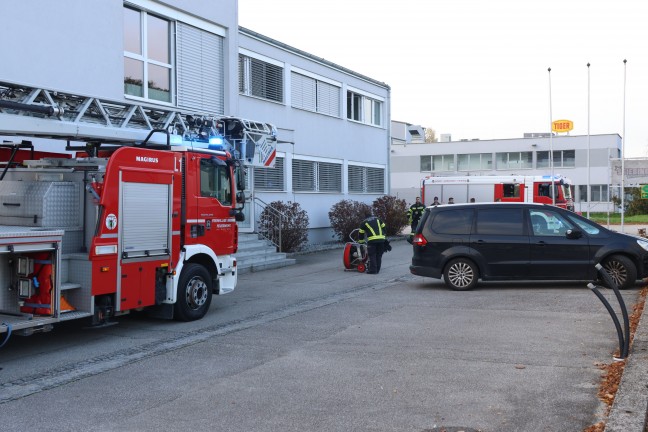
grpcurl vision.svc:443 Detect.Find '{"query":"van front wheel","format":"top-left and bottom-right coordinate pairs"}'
top-left (443, 258), bottom-right (479, 291)
top-left (602, 255), bottom-right (637, 290)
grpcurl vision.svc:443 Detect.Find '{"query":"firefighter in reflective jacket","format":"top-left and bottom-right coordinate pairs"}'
top-left (407, 197), bottom-right (425, 232)
top-left (358, 211), bottom-right (386, 274)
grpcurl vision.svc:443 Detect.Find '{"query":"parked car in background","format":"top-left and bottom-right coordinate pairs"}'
top-left (409, 203), bottom-right (648, 290)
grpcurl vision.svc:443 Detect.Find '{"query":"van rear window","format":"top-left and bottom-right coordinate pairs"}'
top-left (476, 208), bottom-right (524, 235)
top-left (431, 209), bottom-right (473, 235)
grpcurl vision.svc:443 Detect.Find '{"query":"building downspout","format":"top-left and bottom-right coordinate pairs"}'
top-left (385, 87), bottom-right (392, 195)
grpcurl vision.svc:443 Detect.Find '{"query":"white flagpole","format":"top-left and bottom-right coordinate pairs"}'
top-left (621, 59), bottom-right (627, 231)
top-left (587, 63), bottom-right (591, 219)
top-left (548, 67), bottom-right (555, 206)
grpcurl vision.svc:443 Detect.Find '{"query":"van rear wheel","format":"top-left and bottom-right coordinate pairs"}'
top-left (444, 258), bottom-right (478, 291)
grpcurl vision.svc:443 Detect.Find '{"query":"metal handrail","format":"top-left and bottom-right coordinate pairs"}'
top-left (253, 197), bottom-right (286, 252)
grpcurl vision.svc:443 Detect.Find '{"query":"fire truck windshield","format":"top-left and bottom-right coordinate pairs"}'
top-left (562, 184), bottom-right (573, 200)
top-left (200, 158), bottom-right (232, 205)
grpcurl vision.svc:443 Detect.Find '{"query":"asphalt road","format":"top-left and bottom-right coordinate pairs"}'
top-left (0, 238), bottom-right (640, 432)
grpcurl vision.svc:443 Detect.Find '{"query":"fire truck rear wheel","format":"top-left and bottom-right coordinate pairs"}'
top-left (175, 263), bottom-right (213, 321)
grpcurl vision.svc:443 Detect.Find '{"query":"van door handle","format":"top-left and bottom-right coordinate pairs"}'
top-left (536, 241), bottom-right (546, 246)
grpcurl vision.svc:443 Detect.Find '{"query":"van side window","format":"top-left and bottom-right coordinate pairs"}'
top-left (430, 209), bottom-right (473, 235)
top-left (529, 209), bottom-right (574, 236)
top-left (476, 208), bottom-right (523, 235)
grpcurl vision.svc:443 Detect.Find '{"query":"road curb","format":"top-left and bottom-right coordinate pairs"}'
top-left (605, 298), bottom-right (648, 431)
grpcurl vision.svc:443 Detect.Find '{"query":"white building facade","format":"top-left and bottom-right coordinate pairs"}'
top-left (390, 127), bottom-right (621, 214)
top-left (238, 28), bottom-right (390, 242)
top-left (0, 0), bottom-right (390, 244)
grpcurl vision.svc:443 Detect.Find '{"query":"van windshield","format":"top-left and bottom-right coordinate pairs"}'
top-left (566, 215), bottom-right (601, 235)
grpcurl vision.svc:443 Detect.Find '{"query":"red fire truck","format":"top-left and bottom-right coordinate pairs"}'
top-left (421, 174), bottom-right (575, 210)
top-left (0, 80), bottom-right (276, 341)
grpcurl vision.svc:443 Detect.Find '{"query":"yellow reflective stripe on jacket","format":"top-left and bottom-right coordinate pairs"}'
top-left (360, 219), bottom-right (385, 241)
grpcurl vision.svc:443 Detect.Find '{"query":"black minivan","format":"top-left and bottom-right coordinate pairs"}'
top-left (409, 202), bottom-right (648, 290)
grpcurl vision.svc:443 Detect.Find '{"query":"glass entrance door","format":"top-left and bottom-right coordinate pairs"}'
top-left (238, 167), bottom-right (254, 233)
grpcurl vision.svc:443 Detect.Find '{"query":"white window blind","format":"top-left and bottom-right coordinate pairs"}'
top-left (367, 167), bottom-right (385, 193)
top-left (316, 81), bottom-right (340, 116)
top-left (177, 22), bottom-right (224, 114)
top-left (292, 159), bottom-right (342, 192)
top-left (239, 54), bottom-right (284, 103)
top-left (291, 72), bottom-right (340, 117)
top-left (348, 165), bottom-right (385, 193)
top-left (291, 72), bottom-right (316, 111)
top-left (253, 157), bottom-right (284, 191)
top-left (348, 165), bottom-right (365, 193)
top-left (292, 159), bottom-right (315, 191)
top-left (318, 162), bottom-right (342, 192)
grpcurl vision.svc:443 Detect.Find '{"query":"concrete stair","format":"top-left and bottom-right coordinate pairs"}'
top-left (235, 233), bottom-right (296, 274)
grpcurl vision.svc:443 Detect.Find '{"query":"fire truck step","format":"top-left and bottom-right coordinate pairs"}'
top-left (61, 282), bottom-right (82, 291)
top-left (58, 311), bottom-right (92, 322)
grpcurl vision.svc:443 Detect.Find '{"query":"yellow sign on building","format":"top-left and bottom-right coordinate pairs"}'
top-left (552, 119), bottom-right (573, 133)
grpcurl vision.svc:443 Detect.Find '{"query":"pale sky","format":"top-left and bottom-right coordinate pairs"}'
top-left (238, 0), bottom-right (648, 157)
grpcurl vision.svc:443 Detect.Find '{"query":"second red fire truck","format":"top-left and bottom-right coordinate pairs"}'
top-left (421, 174), bottom-right (575, 210)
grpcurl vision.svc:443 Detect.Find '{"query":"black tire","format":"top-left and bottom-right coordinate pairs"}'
top-left (443, 258), bottom-right (479, 291)
top-left (602, 254), bottom-right (637, 290)
top-left (174, 263), bottom-right (213, 321)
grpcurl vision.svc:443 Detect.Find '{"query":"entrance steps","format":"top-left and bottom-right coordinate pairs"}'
top-left (235, 233), bottom-right (296, 274)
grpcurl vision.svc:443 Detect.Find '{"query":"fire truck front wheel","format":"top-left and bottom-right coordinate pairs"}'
top-left (175, 263), bottom-right (213, 321)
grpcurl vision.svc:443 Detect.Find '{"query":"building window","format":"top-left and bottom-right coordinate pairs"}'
top-left (254, 157), bottom-right (285, 191)
top-left (496, 152), bottom-right (532, 169)
top-left (292, 159), bottom-right (342, 192)
top-left (420, 156), bottom-right (431, 172)
top-left (579, 184), bottom-right (608, 202)
top-left (348, 165), bottom-right (385, 193)
top-left (176, 23), bottom-right (224, 114)
top-left (239, 54), bottom-right (284, 103)
top-left (420, 155), bottom-right (454, 172)
top-left (432, 155), bottom-right (454, 172)
top-left (537, 151), bottom-right (549, 169)
top-left (291, 72), bottom-right (340, 117)
top-left (123, 6), bottom-right (172, 103)
top-left (346, 91), bottom-right (382, 126)
top-left (537, 150), bottom-right (575, 168)
top-left (457, 153), bottom-right (493, 171)
top-left (554, 150), bottom-right (575, 167)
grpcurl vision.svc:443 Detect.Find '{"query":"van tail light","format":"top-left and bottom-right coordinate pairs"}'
top-left (412, 234), bottom-right (428, 246)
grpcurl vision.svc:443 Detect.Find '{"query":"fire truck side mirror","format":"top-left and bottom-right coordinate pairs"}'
top-left (236, 191), bottom-right (246, 204)
top-left (236, 166), bottom-right (246, 192)
top-left (230, 209), bottom-right (245, 222)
